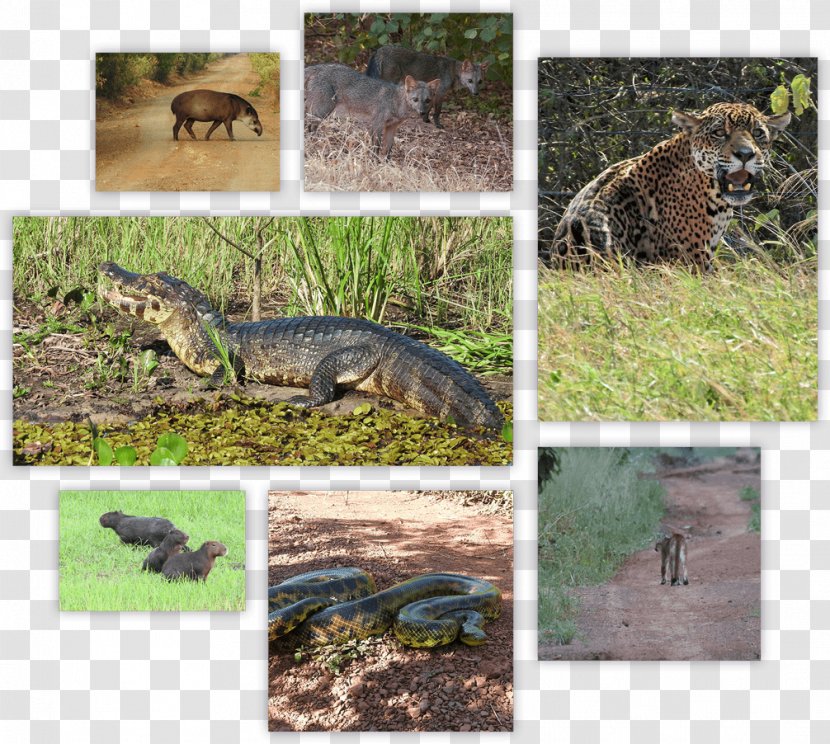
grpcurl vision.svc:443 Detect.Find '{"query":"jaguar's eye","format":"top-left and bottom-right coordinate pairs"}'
top-left (713, 127), bottom-right (726, 137)
top-left (752, 127), bottom-right (765, 138)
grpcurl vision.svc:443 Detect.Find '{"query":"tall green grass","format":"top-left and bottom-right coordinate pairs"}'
top-left (59, 490), bottom-right (246, 611)
top-left (538, 448), bottom-right (665, 644)
top-left (13, 216), bottom-right (512, 352)
top-left (740, 485), bottom-right (761, 533)
top-left (538, 257), bottom-right (817, 421)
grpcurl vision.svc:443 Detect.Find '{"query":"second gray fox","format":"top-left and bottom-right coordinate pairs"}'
top-left (366, 45), bottom-right (489, 128)
top-left (305, 63), bottom-right (440, 159)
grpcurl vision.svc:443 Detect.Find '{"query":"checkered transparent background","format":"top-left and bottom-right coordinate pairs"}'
top-left (0, 0), bottom-right (827, 742)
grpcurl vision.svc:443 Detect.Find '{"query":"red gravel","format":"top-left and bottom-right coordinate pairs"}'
top-left (267, 490), bottom-right (513, 732)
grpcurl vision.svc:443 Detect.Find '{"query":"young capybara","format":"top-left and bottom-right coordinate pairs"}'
top-left (141, 529), bottom-right (190, 573)
top-left (161, 540), bottom-right (228, 581)
top-left (99, 511), bottom-right (179, 548)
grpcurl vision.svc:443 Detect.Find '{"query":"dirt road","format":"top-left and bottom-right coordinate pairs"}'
top-left (95, 54), bottom-right (279, 192)
top-left (539, 455), bottom-right (761, 661)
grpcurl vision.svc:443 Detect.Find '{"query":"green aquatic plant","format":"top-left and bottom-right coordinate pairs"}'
top-left (16, 397), bottom-right (512, 467)
top-left (88, 418), bottom-right (189, 466)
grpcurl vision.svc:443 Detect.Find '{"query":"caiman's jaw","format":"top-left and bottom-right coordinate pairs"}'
top-left (99, 261), bottom-right (200, 325)
top-left (98, 262), bottom-right (228, 377)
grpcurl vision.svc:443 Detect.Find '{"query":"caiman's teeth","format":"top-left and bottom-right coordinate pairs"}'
top-left (743, 183), bottom-right (752, 191)
top-left (727, 183), bottom-right (735, 192)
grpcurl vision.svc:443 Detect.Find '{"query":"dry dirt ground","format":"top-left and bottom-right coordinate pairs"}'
top-left (267, 490), bottom-right (513, 732)
top-left (539, 455), bottom-right (761, 661)
top-left (96, 53), bottom-right (279, 192)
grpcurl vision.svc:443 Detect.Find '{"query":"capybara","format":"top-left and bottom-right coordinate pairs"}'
top-left (99, 511), bottom-right (178, 548)
top-left (161, 540), bottom-right (228, 581)
top-left (141, 528), bottom-right (190, 573)
top-left (171, 89), bottom-right (263, 141)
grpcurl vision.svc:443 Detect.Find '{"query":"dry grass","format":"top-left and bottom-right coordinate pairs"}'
top-left (303, 113), bottom-right (512, 193)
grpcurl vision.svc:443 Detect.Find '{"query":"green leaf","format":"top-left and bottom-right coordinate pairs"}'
top-left (93, 437), bottom-right (113, 466)
top-left (156, 433), bottom-right (188, 464)
top-left (140, 349), bottom-right (158, 375)
top-left (791, 74), bottom-right (812, 116)
top-left (352, 403), bottom-right (373, 417)
top-left (501, 421), bottom-right (513, 443)
top-left (770, 85), bottom-right (789, 115)
top-left (114, 446), bottom-right (137, 466)
top-left (464, 28), bottom-right (479, 39)
top-left (150, 447), bottom-right (178, 466)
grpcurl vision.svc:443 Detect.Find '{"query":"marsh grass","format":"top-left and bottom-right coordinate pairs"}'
top-left (13, 216), bottom-right (512, 360)
top-left (59, 490), bottom-right (246, 611)
top-left (538, 256), bottom-right (817, 421)
top-left (538, 448), bottom-right (665, 644)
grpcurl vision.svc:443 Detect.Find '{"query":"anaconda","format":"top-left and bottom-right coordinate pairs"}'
top-left (99, 262), bottom-right (503, 431)
top-left (267, 567), bottom-right (502, 648)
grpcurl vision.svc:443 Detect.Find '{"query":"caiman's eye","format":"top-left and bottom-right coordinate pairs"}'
top-left (712, 127), bottom-right (726, 137)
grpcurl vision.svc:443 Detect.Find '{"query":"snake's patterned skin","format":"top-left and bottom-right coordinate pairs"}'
top-left (268, 567), bottom-right (502, 648)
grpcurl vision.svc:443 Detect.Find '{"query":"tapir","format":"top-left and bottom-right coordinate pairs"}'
top-left (171, 89), bottom-right (263, 141)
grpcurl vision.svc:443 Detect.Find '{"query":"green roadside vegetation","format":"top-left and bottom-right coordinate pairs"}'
top-left (538, 448), bottom-right (666, 645)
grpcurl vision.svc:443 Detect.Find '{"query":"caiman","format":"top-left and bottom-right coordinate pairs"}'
top-left (99, 262), bottom-right (504, 431)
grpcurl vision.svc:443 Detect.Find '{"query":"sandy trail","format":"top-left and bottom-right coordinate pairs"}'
top-left (95, 53), bottom-right (279, 192)
top-left (539, 455), bottom-right (761, 661)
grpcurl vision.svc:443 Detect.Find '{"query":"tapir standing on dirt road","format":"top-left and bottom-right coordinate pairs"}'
top-left (171, 89), bottom-right (263, 141)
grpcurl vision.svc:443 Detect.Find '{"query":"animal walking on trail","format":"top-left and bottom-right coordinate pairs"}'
top-left (655, 533), bottom-right (689, 586)
top-left (171, 89), bottom-right (263, 141)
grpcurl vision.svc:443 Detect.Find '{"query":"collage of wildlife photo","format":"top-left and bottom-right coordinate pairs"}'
top-left (0, 1), bottom-right (825, 743)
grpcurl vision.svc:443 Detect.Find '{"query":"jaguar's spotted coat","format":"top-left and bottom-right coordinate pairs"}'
top-left (541, 102), bottom-right (791, 270)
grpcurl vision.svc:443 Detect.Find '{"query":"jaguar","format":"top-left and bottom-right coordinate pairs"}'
top-left (541, 102), bottom-right (791, 270)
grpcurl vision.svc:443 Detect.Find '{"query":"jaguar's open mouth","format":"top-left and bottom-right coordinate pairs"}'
top-left (717, 169), bottom-right (760, 203)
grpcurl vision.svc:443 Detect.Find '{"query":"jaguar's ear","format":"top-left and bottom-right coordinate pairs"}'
top-left (765, 111), bottom-right (791, 139)
top-left (671, 110), bottom-right (702, 133)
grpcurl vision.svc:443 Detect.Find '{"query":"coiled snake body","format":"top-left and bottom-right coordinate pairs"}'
top-left (268, 567), bottom-right (502, 648)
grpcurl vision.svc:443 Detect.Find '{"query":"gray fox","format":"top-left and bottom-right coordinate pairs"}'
top-left (366, 45), bottom-right (488, 128)
top-left (305, 63), bottom-right (440, 159)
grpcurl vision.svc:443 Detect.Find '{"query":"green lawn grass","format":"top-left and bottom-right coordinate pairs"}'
top-left (538, 448), bottom-right (665, 644)
top-left (59, 490), bottom-right (246, 611)
top-left (538, 257), bottom-right (817, 421)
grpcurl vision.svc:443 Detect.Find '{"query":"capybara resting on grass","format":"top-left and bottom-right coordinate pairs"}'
top-left (99, 511), bottom-right (180, 547)
top-left (141, 529), bottom-right (190, 573)
top-left (162, 540), bottom-right (227, 581)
